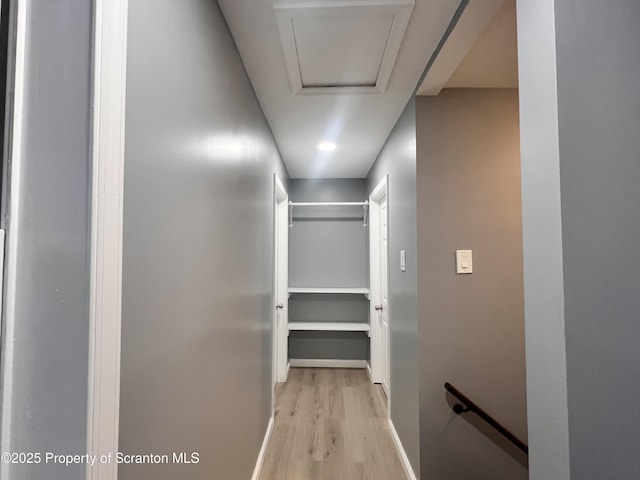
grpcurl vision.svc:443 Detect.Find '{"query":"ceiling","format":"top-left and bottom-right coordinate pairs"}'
top-left (218, 0), bottom-right (462, 178)
top-left (445, 0), bottom-right (518, 89)
top-left (417, 0), bottom-right (518, 95)
top-left (218, 0), bottom-right (517, 178)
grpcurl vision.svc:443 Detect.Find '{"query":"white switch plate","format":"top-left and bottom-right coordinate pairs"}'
top-left (400, 250), bottom-right (406, 272)
top-left (456, 250), bottom-right (472, 274)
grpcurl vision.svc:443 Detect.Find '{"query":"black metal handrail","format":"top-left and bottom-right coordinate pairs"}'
top-left (444, 382), bottom-right (529, 455)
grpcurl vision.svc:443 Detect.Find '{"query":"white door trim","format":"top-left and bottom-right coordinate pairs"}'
top-left (0, 1), bottom-right (26, 470)
top-left (274, 175), bottom-right (289, 388)
top-left (368, 175), bottom-right (389, 387)
top-left (86, 1), bottom-right (128, 480)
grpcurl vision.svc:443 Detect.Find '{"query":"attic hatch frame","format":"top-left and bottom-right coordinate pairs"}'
top-left (274, 0), bottom-right (415, 95)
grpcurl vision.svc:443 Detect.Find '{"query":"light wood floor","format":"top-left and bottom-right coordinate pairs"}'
top-left (259, 368), bottom-right (408, 480)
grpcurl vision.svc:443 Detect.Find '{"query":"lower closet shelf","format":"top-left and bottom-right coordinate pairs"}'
top-left (287, 322), bottom-right (370, 334)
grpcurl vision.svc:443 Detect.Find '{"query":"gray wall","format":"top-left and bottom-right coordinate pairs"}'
top-left (289, 179), bottom-right (368, 288)
top-left (416, 90), bottom-right (527, 480)
top-left (288, 179), bottom-right (369, 361)
top-left (519, 1), bottom-right (640, 478)
top-left (120, 1), bottom-right (287, 479)
top-left (554, 1), bottom-right (640, 478)
top-left (0, 2), bottom-right (93, 479)
top-left (366, 99), bottom-right (420, 477)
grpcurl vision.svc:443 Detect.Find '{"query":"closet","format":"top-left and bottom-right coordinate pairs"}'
top-left (285, 179), bottom-right (373, 374)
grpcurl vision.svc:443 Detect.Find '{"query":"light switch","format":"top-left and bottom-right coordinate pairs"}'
top-left (456, 250), bottom-right (473, 274)
top-left (400, 250), bottom-right (406, 272)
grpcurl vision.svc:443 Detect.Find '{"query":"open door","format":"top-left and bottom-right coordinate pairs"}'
top-left (369, 175), bottom-right (390, 394)
top-left (274, 175), bottom-right (289, 386)
top-left (378, 193), bottom-right (390, 396)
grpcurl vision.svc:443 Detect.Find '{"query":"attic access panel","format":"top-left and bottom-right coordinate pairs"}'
top-left (274, 1), bottom-right (414, 94)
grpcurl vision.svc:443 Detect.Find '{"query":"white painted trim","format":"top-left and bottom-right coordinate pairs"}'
top-left (416, 0), bottom-right (504, 96)
top-left (274, 175), bottom-right (289, 384)
top-left (370, 175), bottom-right (388, 201)
top-left (388, 419), bottom-right (418, 480)
top-left (366, 362), bottom-right (373, 382)
top-left (289, 359), bottom-right (367, 369)
top-left (368, 176), bottom-right (388, 384)
top-left (272, 176), bottom-right (281, 391)
top-left (86, 1), bottom-right (128, 480)
top-left (517, 0), bottom-right (571, 476)
top-left (275, 175), bottom-right (287, 201)
top-left (0, 3), bottom-right (27, 475)
top-left (368, 200), bottom-right (381, 382)
top-left (251, 416), bottom-right (274, 480)
top-left (382, 381), bottom-right (390, 401)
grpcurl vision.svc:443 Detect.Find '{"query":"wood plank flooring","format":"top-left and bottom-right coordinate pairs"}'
top-left (259, 368), bottom-right (408, 480)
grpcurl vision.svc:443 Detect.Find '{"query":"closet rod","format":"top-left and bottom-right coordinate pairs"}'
top-left (289, 201), bottom-right (368, 206)
top-left (288, 201), bottom-right (369, 227)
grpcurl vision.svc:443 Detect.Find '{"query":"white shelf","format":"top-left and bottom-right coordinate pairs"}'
top-left (288, 322), bottom-right (370, 333)
top-left (288, 287), bottom-right (370, 296)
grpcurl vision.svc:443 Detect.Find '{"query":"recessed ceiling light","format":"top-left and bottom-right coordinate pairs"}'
top-left (317, 142), bottom-right (336, 152)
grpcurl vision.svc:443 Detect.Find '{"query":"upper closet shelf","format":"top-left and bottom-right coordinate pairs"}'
top-left (289, 201), bottom-right (369, 227)
top-left (288, 287), bottom-right (370, 299)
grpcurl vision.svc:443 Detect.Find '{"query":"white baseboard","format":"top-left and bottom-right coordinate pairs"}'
top-left (251, 416), bottom-right (274, 480)
top-left (388, 419), bottom-right (418, 480)
top-left (366, 362), bottom-right (373, 381)
top-left (289, 359), bottom-right (367, 369)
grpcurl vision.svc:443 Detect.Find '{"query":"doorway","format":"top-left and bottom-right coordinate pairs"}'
top-left (273, 175), bottom-right (289, 388)
top-left (368, 175), bottom-right (390, 399)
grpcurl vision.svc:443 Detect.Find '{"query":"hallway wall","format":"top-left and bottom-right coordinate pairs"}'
top-left (416, 89), bottom-right (527, 479)
top-left (518, 1), bottom-right (640, 478)
top-left (367, 99), bottom-right (420, 477)
top-left (0, 2), bottom-right (93, 479)
top-left (556, 3), bottom-right (640, 478)
top-left (120, 1), bottom-right (287, 479)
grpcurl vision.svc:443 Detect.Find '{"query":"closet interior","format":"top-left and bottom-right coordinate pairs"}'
top-left (286, 178), bottom-right (373, 374)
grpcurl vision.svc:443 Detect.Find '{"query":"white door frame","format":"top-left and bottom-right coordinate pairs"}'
top-left (86, 1), bottom-right (128, 480)
top-left (368, 175), bottom-right (389, 388)
top-left (273, 175), bottom-right (289, 387)
top-left (0, 1), bottom-right (25, 472)
top-left (0, 3), bottom-right (127, 479)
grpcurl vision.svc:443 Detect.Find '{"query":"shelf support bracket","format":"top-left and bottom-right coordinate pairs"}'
top-left (289, 202), bottom-right (293, 227)
top-left (363, 201), bottom-right (369, 227)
